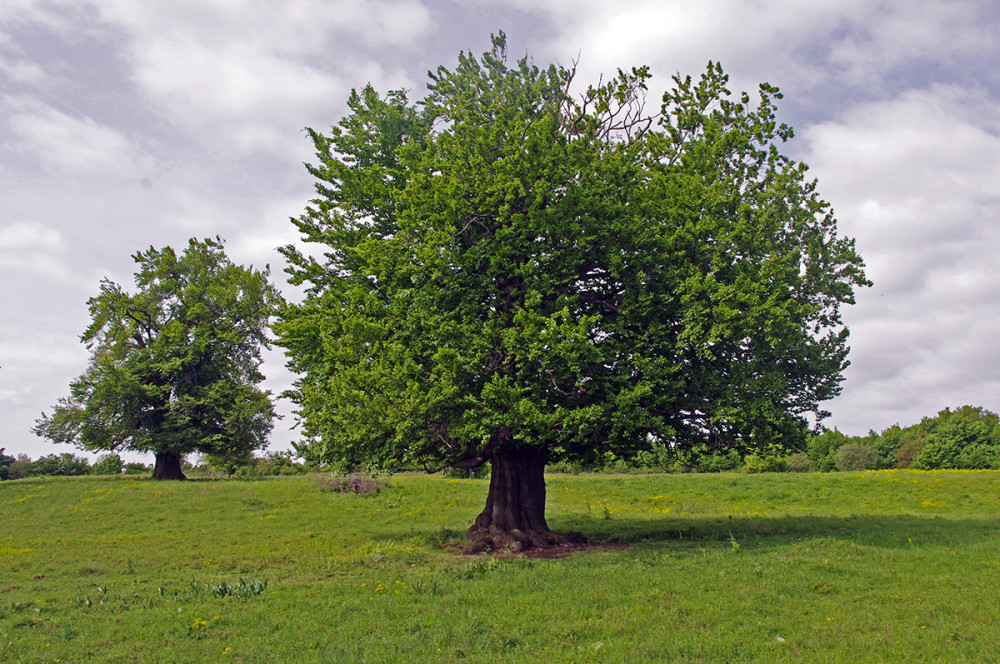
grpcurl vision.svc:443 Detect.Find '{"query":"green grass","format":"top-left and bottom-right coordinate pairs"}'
top-left (2, 470), bottom-right (1000, 662)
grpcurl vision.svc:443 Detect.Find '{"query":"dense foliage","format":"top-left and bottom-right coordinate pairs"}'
top-left (33, 238), bottom-right (281, 479)
top-left (276, 34), bottom-right (868, 547)
top-left (0, 447), bottom-right (15, 480)
top-left (0, 450), bottom-right (311, 480)
top-left (807, 405), bottom-right (1000, 472)
top-left (0, 452), bottom-right (148, 479)
top-left (92, 453), bottom-right (125, 475)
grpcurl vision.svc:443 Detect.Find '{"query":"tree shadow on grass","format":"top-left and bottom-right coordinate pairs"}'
top-left (553, 512), bottom-right (1000, 551)
top-left (371, 512), bottom-right (1000, 560)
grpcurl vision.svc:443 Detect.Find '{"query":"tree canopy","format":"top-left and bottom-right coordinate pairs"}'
top-left (34, 237), bottom-right (281, 480)
top-left (276, 34), bottom-right (869, 551)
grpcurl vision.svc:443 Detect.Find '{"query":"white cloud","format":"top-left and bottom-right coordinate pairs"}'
top-left (91, 0), bottom-right (431, 53)
top-left (0, 331), bottom-right (91, 459)
top-left (0, 220), bottom-right (71, 280)
top-left (0, 0), bottom-right (85, 34)
top-left (3, 0), bottom-right (433, 156)
top-left (0, 336), bottom-right (88, 372)
top-left (0, 252), bottom-right (72, 281)
top-left (804, 85), bottom-right (1000, 260)
top-left (128, 37), bottom-right (347, 153)
top-left (803, 84), bottom-right (1000, 432)
top-left (0, 55), bottom-right (46, 84)
top-left (71, 0), bottom-right (430, 153)
top-left (0, 219), bottom-right (62, 249)
top-left (469, 0), bottom-right (996, 105)
top-left (4, 97), bottom-right (155, 177)
top-left (224, 195), bottom-right (306, 266)
top-left (458, 0), bottom-right (823, 66)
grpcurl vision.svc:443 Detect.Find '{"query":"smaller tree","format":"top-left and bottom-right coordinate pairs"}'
top-left (7, 454), bottom-right (33, 479)
top-left (807, 429), bottom-right (851, 472)
top-left (833, 442), bottom-right (877, 471)
top-left (33, 238), bottom-right (281, 479)
top-left (868, 424), bottom-right (922, 469)
top-left (93, 453), bottom-right (124, 476)
top-left (205, 447), bottom-right (255, 476)
top-left (258, 450), bottom-right (307, 475)
top-left (0, 448), bottom-right (15, 480)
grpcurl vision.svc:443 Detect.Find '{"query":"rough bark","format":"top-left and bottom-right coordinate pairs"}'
top-left (465, 445), bottom-right (579, 553)
top-left (152, 451), bottom-right (186, 480)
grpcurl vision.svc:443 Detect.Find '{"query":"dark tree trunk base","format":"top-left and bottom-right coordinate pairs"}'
top-left (464, 445), bottom-right (584, 554)
top-left (153, 452), bottom-right (186, 480)
top-left (464, 525), bottom-right (582, 555)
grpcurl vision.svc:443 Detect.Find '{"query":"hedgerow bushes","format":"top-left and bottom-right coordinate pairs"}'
top-left (593, 405), bottom-right (1000, 474)
top-left (805, 406), bottom-right (999, 473)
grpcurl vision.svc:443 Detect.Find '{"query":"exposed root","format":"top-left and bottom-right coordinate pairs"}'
top-left (463, 527), bottom-right (587, 555)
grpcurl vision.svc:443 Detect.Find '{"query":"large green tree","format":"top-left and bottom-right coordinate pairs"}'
top-left (277, 34), bottom-right (868, 551)
top-left (34, 238), bottom-right (281, 480)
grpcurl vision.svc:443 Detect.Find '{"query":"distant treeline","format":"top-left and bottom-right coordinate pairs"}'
top-left (801, 405), bottom-right (1000, 472)
top-left (0, 451), bottom-right (147, 479)
top-left (579, 404), bottom-right (1000, 475)
top-left (341, 404), bottom-right (1000, 477)
top-left (0, 450), bottom-right (309, 481)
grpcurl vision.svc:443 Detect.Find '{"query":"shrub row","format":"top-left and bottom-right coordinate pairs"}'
top-left (548, 405), bottom-right (1000, 475)
top-left (806, 406), bottom-right (1000, 472)
top-left (0, 450), bottom-right (150, 480)
top-left (0, 449), bottom-right (311, 480)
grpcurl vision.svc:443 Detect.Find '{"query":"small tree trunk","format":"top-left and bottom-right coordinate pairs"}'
top-left (153, 451), bottom-right (186, 480)
top-left (465, 445), bottom-right (577, 553)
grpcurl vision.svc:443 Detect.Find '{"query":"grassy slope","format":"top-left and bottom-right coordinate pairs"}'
top-left (2, 471), bottom-right (999, 663)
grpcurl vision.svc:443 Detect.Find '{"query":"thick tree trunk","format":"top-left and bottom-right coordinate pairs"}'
top-left (152, 451), bottom-right (186, 480)
top-left (465, 445), bottom-right (578, 553)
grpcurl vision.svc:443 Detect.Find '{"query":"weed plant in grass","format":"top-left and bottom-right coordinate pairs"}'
top-left (2, 471), bottom-right (999, 662)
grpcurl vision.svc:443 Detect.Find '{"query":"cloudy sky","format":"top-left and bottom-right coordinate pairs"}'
top-left (2, 0), bottom-right (998, 461)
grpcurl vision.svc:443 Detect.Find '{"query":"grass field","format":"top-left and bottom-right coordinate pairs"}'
top-left (2, 470), bottom-right (999, 662)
